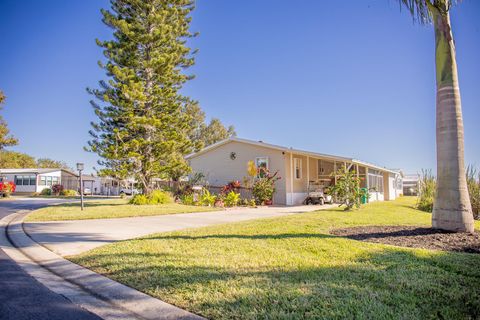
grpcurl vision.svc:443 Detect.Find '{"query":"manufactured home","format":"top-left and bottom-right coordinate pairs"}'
top-left (186, 137), bottom-right (403, 205)
top-left (0, 168), bottom-right (78, 193)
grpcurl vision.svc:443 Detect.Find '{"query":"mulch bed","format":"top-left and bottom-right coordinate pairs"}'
top-left (331, 226), bottom-right (480, 254)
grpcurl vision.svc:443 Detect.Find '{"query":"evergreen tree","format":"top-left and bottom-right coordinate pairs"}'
top-left (183, 101), bottom-right (206, 152)
top-left (183, 101), bottom-right (236, 152)
top-left (201, 118), bottom-right (236, 148)
top-left (0, 90), bottom-right (18, 150)
top-left (87, 0), bottom-right (197, 194)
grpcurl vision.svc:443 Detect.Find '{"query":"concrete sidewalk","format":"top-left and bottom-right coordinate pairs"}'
top-left (24, 205), bottom-right (331, 256)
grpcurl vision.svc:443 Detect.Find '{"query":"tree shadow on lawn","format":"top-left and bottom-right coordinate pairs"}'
top-left (51, 201), bottom-right (128, 209)
top-left (74, 244), bottom-right (480, 319)
top-left (144, 233), bottom-right (338, 241)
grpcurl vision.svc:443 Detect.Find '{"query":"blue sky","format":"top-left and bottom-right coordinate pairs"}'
top-left (0, 0), bottom-right (478, 174)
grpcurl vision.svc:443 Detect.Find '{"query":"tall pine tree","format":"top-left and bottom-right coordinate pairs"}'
top-left (87, 0), bottom-right (196, 194)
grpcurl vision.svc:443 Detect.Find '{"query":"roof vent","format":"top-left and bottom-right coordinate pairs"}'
top-left (258, 140), bottom-right (263, 143)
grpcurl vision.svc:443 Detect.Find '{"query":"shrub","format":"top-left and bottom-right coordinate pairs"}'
top-left (221, 181), bottom-right (241, 194)
top-left (149, 190), bottom-right (173, 205)
top-left (180, 194), bottom-right (195, 206)
top-left (466, 166), bottom-right (480, 219)
top-left (416, 169), bottom-right (436, 213)
top-left (252, 170), bottom-right (280, 205)
top-left (130, 194), bottom-right (149, 205)
top-left (61, 189), bottom-right (78, 197)
top-left (224, 191), bottom-right (240, 207)
top-left (0, 181), bottom-right (15, 197)
top-left (329, 167), bottom-right (367, 210)
top-left (52, 184), bottom-right (64, 196)
top-left (249, 199), bottom-right (257, 207)
top-left (416, 167), bottom-right (480, 219)
top-left (174, 172), bottom-right (206, 198)
top-left (41, 188), bottom-right (52, 196)
top-left (200, 189), bottom-right (216, 207)
top-left (129, 190), bottom-right (173, 205)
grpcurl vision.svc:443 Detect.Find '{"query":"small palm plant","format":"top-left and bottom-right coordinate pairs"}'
top-left (330, 167), bottom-right (367, 211)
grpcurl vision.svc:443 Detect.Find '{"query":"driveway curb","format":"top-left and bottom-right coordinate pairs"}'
top-left (3, 211), bottom-right (205, 320)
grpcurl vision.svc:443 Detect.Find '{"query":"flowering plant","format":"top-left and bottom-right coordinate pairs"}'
top-left (52, 184), bottom-right (64, 196)
top-left (0, 181), bottom-right (16, 197)
top-left (252, 170), bottom-right (280, 205)
top-left (221, 180), bottom-right (241, 194)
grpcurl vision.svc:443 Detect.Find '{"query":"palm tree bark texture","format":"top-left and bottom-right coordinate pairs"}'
top-left (429, 1), bottom-right (474, 232)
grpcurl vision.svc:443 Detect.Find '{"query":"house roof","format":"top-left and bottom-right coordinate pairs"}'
top-left (186, 137), bottom-right (399, 175)
top-left (0, 168), bottom-right (78, 176)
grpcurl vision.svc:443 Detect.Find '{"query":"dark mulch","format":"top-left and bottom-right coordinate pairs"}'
top-left (331, 226), bottom-right (480, 254)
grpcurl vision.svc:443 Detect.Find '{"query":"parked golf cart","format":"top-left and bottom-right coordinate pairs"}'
top-left (304, 180), bottom-right (333, 205)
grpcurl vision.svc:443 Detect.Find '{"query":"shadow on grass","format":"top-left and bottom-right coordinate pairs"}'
top-left (52, 201), bottom-right (128, 209)
top-left (145, 233), bottom-right (337, 241)
top-left (72, 242), bottom-right (480, 319)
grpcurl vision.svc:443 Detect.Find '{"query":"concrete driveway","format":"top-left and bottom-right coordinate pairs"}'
top-left (24, 204), bottom-right (333, 256)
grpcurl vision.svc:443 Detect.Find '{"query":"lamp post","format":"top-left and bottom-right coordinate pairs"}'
top-left (77, 163), bottom-right (84, 211)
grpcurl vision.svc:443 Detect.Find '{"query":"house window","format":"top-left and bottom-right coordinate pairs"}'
top-left (14, 175), bottom-right (22, 185)
top-left (14, 175), bottom-right (36, 186)
top-left (294, 158), bottom-right (302, 180)
top-left (317, 160), bottom-right (326, 178)
top-left (255, 157), bottom-right (269, 178)
top-left (367, 169), bottom-right (384, 193)
top-left (52, 176), bottom-right (59, 185)
top-left (40, 176), bottom-right (46, 186)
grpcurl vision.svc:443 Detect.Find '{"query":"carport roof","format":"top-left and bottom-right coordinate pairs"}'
top-left (186, 137), bottom-right (399, 175)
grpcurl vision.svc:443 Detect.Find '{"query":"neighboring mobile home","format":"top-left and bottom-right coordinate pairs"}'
top-left (0, 168), bottom-right (78, 193)
top-left (186, 137), bottom-right (403, 205)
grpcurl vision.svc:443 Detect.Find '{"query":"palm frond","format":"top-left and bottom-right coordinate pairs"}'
top-left (397, 0), bottom-right (460, 25)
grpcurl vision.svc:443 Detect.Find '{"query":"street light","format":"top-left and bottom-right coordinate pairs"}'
top-left (77, 163), bottom-right (84, 211)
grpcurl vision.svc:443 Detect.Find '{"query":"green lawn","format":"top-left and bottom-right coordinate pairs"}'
top-left (26, 199), bottom-right (219, 221)
top-left (70, 197), bottom-right (480, 319)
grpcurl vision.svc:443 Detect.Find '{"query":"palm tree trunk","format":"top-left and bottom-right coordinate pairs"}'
top-left (431, 4), bottom-right (474, 233)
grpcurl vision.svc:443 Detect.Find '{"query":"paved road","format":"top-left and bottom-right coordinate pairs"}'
top-left (25, 204), bottom-right (333, 256)
top-left (0, 198), bottom-right (101, 320)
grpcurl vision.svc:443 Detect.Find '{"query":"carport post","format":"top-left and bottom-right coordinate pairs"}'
top-left (333, 161), bottom-right (337, 185)
top-left (76, 163), bottom-right (84, 211)
top-left (289, 152), bottom-right (294, 205)
top-left (306, 155), bottom-right (310, 191)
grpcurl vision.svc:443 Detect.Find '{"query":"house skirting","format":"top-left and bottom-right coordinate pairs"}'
top-left (369, 192), bottom-right (384, 202)
top-left (286, 192), bottom-right (308, 206)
